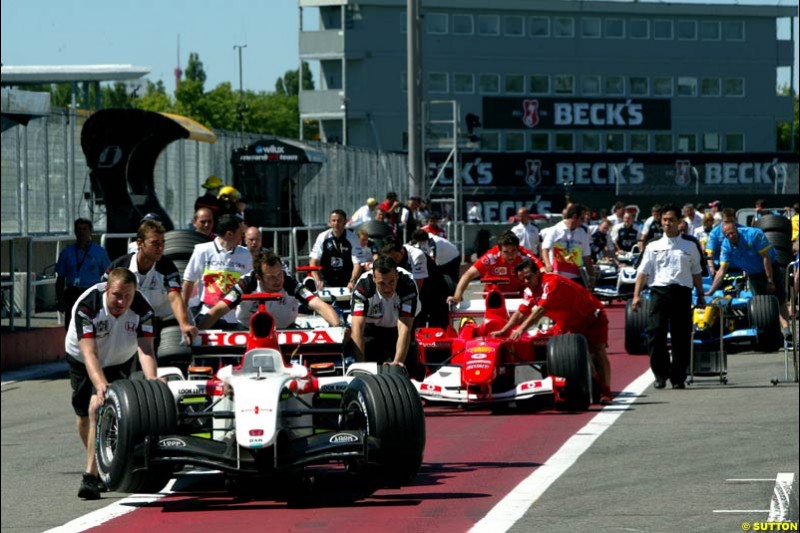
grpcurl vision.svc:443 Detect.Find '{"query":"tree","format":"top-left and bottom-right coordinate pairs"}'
top-left (135, 80), bottom-right (173, 113)
top-left (776, 85), bottom-right (799, 151)
top-left (184, 53), bottom-right (207, 88)
top-left (275, 61), bottom-right (315, 96)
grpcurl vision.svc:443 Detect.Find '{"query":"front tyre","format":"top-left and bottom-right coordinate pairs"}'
top-left (96, 379), bottom-right (177, 493)
top-left (547, 333), bottom-right (592, 411)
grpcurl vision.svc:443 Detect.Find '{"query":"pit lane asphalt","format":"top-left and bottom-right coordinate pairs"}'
top-left (2, 333), bottom-right (797, 532)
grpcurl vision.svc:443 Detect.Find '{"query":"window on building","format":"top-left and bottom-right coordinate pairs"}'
top-left (554, 17), bottom-right (574, 38)
top-left (653, 77), bottom-right (673, 96)
top-left (478, 14), bottom-right (500, 36)
top-left (605, 19), bottom-right (625, 38)
top-left (654, 133), bottom-right (673, 152)
top-left (454, 73), bottom-right (474, 93)
top-left (529, 16), bottom-right (550, 37)
top-left (725, 21), bottom-right (745, 41)
top-left (777, 18), bottom-right (792, 40)
top-left (504, 15), bottom-right (524, 36)
top-left (725, 133), bottom-right (744, 152)
top-left (605, 76), bottom-right (625, 96)
top-left (606, 133), bottom-right (625, 152)
top-left (677, 77), bottom-right (698, 96)
top-left (676, 20), bottom-right (697, 40)
top-left (700, 78), bottom-right (721, 97)
top-left (678, 133), bottom-right (697, 152)
top-left (554, 75), bottom-right (575, 95)
top-left (653, 19), bottom-right (673, 40)
top-left (554, 133), bottom-right (575, 152)
top-left (723, 78), bottom-right (744, 97)
top-left (426, 13), bottom-right (448, 34)
top-left (505, 132), bottom-right (525, 151)
top-left (700, 21), bottom-right (721, 40)
top-left (582, 75), bottom-right (601, 96)
top-left (581, 17), bottom-right (601, 38)
top-left (400, 71), bottom-right (407, 92)
top-left (702, 133), bottom-right (720, 152)
top-left (630, 133), bottom-right (649, 152)
top-left (480, 73), bottom-right (500, 94)
top-left (505, 74), bottom-right (525, 94)
top-left (582, 132), bottom-right (601, 152)
top-left (529, 75), bottom-right (549, 94)
top-left (452, 14), bottom-right (474, 35)
top-left (630, 19), bottom-right (649, 39)
top-left (480, 131), bottom-right (500, 151)
top-left (630, 77), bottom-right (649, 96)
top-left (428, 72), bottom-right (448, 93)
top-left (400, 12), bottom-right (407, 34)
top-left (530, 132), bottom-right (549, 151)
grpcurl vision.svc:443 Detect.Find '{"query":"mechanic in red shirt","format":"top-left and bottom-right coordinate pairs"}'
top-left (447, 231), bottom-right (543, 305)
top-left (491, 259), bottom-right (613, 405)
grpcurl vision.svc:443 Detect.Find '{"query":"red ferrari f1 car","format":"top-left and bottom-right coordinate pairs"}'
top-left (413, 277), bottom-right (595, 410)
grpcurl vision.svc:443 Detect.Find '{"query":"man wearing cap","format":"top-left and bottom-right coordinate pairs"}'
top-left (708, 200), bottom-right (723, 226)
top-left (347, 197), bottom-right (379, 228)
top-left (195, 176), bottom-right (224, 221)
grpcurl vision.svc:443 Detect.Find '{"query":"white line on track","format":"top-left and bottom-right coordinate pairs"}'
top-left (469, 369), bottom-right (655, 533)
top-left (767, 472), bottom-right (795, 522)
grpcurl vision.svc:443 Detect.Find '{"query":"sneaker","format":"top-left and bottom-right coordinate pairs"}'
top-left (653, 378), bottom-right (667, 389)
top-left (78, 473), bottom-right (101, 500)
top-left (599, 392), bottom-right (613, 405)
top-left (94, 477), bottom-right (108, 493)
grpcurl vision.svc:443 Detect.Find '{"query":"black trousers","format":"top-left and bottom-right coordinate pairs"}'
top-left (646, 284), bottom-right (693, 384)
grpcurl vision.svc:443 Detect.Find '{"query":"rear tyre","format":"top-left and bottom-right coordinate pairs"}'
top-left (749, 294), bottom-right (781, 352)
top-left (547, 334), bottom-right (592, 411)
top-left (340, 374), bottom-right (425, 485)
top-left (96, 380), bottom-right (178, 493)
top-left (625, 299), bottom-right (649, 355)
top-left (163, 230), bottom-right (211, 259)
top-left (157, 325), bottom-right (193, 373)
top-left (755, 215), bottom-right (791, 234)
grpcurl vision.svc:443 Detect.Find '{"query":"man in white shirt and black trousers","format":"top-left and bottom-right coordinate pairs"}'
top-left (632, 204), bottom-right (705, 390)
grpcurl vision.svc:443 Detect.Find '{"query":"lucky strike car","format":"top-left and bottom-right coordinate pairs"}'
top-left (95, 293), bottom-right (425, 496)
top-left (624, 273), bottom-right (783, 355)
top-left (412, 277), bottom-right (596, 411)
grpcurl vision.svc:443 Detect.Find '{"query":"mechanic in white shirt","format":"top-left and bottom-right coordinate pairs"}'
top-left (511, 206), bottom-right (540, 255)
top-left (107, 220), bottom-right (197, 349)
top-left (632, 204), bottom-right (705, 390)
top-left (683, 202), bottom-right (704, 236)
top-left (65, 268), bottom-right (157, 500)
top-left (182, 214), bottom-right (253, 327)
top-left (411, 228), bottom-right (461, 284)
top-left (350, 256), bottom-right (420, 368)
top-left (347, 197), bottom-right (378, 228)
top-left (541, 204), bottom-right (594, 287)
top-left (197, 251), bottom-right (344, 330)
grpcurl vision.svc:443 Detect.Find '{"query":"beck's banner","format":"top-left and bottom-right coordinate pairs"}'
top-left (483, 97), bottom-right (671, 130)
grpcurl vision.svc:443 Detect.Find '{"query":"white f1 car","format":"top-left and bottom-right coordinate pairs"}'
top-left (95, 293), bottom-right (425, 496)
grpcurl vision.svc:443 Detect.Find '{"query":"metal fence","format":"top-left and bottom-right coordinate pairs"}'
top-left (1, 109), bottom-right (409, 237)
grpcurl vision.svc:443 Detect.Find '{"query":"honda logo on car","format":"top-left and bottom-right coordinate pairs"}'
top-left (329, 433), bottom-right (360, 444)
top-left (198, 330), bottom-right (339, 346)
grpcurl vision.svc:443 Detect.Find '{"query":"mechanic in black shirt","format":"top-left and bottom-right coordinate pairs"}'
top-left (309, 209), bottom-right (362, 290)
top-left (614, 212), bottom-right (640, 254)
top-left (350, 256), bottom-right (420, 369)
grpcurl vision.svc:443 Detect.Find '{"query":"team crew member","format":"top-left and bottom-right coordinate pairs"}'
top-left (309, 209), bottom-right (362, 290)
top-left (350, 256), bottom-right (420, 367)
top-left (632, 204), bottom-right (705, 390)
top-left (347, 197), bottom-right (379, 228)
top-left (421, 212), bottom-right (446, 238)
top-left (491, 259), bottom-right (613, 405)
top-left (541, 204), bottom-right (594, 287)
top-left (703, 208), bottom-right (739, 276)
top-left (638, 204), bottom-right (664, 251)
top-left (353, 228), bottom-right (379, 269)
top-left (613, 212), bottom-right (640, 254)
top-left (706, 221), bottom-right (790, 335)
top-left (194, 175), bottom-right (224, 222)
top-left (590, 219), bottom-right (614, 261)
top-left (197, 251), bottom-right (344, 330)
top-left (448, 231), bottom-right (543, 305)
top-left (511, 207), bottom-right (541, 255)
top-left (412, 229), bottom-right (461, 286)
top-left (66, 268), bottom-right (157, 500)
top-left (106, 220), bottom-right (197, 350)
top-left (56, 218), bottom-right (111, 330)
top-left (182, 214), bottom-right (253, 327)
top-left (192, 207), bottom-right (216, 238)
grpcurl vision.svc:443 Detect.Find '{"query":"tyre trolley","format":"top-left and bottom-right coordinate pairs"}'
top-left (772, 262), bottom-right (799, 385)
top-left (688, 303), bottom-right (728, 385)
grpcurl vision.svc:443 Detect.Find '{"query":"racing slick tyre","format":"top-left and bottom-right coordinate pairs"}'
top-left (749, 294), bottom-right (782, 352)
top-left (547, 334), bottom-right (592, 411)
top-left (96, 379), bottom-right (178, 494)
top-left (163, 230), bottom-right (211, 260)
top-left (157, 324), bottom-right (193, 373)
top-left (340, 374), bottom-right (425, 485)
top-left (624, 299), bottom-right (649, 355)
top-left (755, 214), bottom-right (791, 235)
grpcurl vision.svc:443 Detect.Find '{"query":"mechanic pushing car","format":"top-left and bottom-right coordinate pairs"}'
top-left (196, 250), bottom-right (345, 330)
top-left (350, 256), bottom-right (420, 369)
top-left (447, 231), bottom-right (544, 305)
top-left (65, 268), bottom-right (158, 500)
top-left (491, 259), bottom-right (613, 406)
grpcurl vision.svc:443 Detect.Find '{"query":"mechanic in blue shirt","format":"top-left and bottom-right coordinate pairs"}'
top-left (703, 208), bottom-right (740, 276)
top-left (56, 218), bottom-right (111, 330)
top-left (706, 222), bottom-right (790, 335)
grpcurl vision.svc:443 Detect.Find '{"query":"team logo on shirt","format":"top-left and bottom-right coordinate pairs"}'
top-left (96, 321), bottom-right (109, 334)
top-left (125, 321), bottom-right (136, 333)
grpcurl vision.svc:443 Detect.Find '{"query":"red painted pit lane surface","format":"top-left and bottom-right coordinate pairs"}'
top-left (83, 305), bottom-right (650, 533)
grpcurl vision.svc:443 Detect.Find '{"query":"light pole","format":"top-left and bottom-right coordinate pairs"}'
top-left (233, 44), bottom-right (247, 142)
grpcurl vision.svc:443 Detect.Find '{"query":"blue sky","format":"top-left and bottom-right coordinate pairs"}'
top-left (2, 0), bottom-right (797, 94)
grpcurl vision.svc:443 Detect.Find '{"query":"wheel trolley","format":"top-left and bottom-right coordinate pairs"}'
top-left (688, 303), bottom-right (728, 385)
